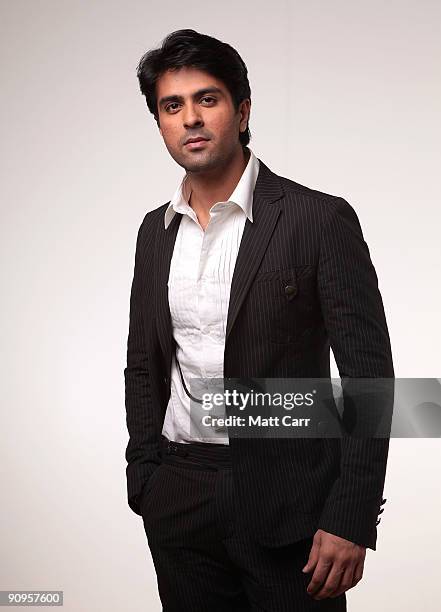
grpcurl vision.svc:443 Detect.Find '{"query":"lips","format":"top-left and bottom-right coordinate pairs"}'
top-left (185, 137), bottom-right (209, 144)
top-left (185, 138), bottom-right (209, 150)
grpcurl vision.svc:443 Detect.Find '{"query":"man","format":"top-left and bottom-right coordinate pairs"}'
top-left (124, 28), bottom-right (394, 611)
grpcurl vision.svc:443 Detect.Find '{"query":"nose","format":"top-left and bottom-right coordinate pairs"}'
top-left (182, 103), bottom-right (203, 129)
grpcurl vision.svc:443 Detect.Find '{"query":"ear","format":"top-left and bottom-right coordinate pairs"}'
top-left (239, 99), bottom-right (251, 132)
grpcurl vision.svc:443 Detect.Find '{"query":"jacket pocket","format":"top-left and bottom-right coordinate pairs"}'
top-left (252, 265), bottom-right (317, 344)
top-left (139, 464), bottom-right (163, 512)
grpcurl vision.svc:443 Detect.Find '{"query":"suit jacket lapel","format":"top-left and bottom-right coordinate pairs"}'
top-left (225, 160), bottom-right (283, 341)
top-left (154, 157), bottom-right (284, 368)
top-left (154, 211), bottom-right (181, 373)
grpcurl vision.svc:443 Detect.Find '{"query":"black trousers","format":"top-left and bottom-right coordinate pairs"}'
top-left (140, 436), bottom-right (347, 612)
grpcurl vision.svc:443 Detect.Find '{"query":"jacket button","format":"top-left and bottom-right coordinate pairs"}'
top-left (284, 284), bottom-right (297, 296)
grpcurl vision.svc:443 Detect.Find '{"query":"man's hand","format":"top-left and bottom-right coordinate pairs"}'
top-left (302, 529), bottom-right (366, 600)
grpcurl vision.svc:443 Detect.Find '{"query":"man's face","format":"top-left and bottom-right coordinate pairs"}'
top-left (156, 66), bottom-right (250, 173)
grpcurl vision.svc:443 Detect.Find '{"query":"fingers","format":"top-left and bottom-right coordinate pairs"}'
top-left (302, 535), bottom-right (321, 574)
top-left (329, 557), bottom-right (365, 599)
top-left (303, 530), bottom-right (366, 600)
top-left (351, 559), bottom-right (364, 588)
top-left (326, 565), bottom-right (354, 599)
top-left (306, 556), bottom-right (334, 598)
top-left (310, 555), bottom-right (365, 600)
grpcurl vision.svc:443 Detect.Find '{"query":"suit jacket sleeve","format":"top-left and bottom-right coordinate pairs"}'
top-left (316, 196), bottom-right (394, 550)
top-left (124, 213), bottom-right (162, 516)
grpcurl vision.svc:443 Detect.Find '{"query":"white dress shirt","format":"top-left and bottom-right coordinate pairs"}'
top-left (161, 147), bottom-right (260, 444)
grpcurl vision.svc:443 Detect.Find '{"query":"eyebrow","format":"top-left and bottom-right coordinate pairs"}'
top-left (158, 87), bottom-right (224, 109)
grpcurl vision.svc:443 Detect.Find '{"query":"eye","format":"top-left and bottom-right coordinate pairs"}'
top-left (201, 96), bottom-right (216, 104)
top-left (165, 102), bottom-right (180, 113)
top-left (164, 97), bottom-right (216, 113)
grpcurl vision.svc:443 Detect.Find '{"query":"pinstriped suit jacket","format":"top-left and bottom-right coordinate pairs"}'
top-left (124, 157), bottom-right (394, 550)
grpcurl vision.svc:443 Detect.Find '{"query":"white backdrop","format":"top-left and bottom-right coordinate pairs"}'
top-left (1, 1), bottom-right (440, 610)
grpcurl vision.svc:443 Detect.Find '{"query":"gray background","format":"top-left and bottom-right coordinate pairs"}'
top-left (1, 1), bottom-right (440, 610)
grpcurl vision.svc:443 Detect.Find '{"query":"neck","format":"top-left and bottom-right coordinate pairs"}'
top-left (186, 146), bottom-right (250, 215)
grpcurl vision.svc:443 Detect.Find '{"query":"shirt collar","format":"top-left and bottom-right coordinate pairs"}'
top-left (164, 146), bottom-right (260, 229)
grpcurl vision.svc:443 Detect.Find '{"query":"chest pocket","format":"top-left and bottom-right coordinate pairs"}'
top-left (252, 265), bottom-right (317, 344)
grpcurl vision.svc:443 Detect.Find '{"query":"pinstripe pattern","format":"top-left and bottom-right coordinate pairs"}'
top-left (141, 440), bottom-right (346, 611)
top-left (124, 157), bottom-right (394, 551)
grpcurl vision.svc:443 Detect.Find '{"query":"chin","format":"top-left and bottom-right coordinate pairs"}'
top-left (182, 152), bottom-right (218, 172)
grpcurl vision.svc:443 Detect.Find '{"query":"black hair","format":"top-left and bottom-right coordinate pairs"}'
top-left (136, 29), bottom-right (251, 147)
